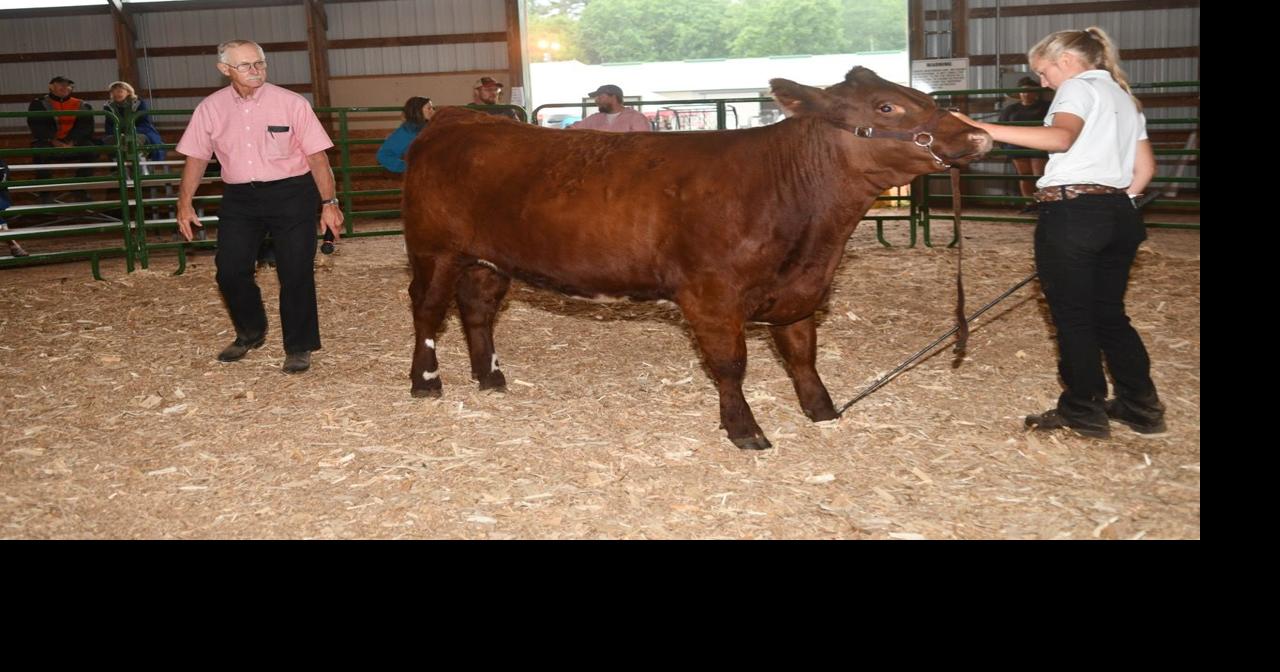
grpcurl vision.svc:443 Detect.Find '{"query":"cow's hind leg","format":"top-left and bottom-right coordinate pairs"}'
top-left (680, 298), bottom-right (771, 450)
top-left (770, 316), bottom-right (838, 422)
top-left (408, 253), bottom-right (461, 398)
top-left (456, 263), bottom-right (512, 391)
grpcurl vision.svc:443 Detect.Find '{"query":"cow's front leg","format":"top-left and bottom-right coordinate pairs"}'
top-left (770, 316), bottom-right (838, 422)
top-left (681, 303), bottom-right (770, 450)
top-left (408, 253), bottom-right (460, 398)
top-left (456, 263), bottom-right (511, 391)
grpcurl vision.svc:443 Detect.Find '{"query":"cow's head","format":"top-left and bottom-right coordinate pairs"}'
top-left (771, 66), bottom-right (991, 173)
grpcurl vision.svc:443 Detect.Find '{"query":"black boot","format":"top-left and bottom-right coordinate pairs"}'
top-left (1025, 408), bottom-right (1111, 439)
top-left (1105, 397), bottom-right (1167, 434)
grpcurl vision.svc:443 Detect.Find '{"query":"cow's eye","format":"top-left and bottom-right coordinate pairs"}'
top-left (878, 104), bottom-right (895, 114)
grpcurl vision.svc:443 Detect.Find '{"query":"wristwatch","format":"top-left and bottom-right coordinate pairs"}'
top-left (321, 197), bottom-right (340, 207)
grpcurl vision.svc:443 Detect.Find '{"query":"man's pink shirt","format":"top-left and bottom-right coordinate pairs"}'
top-left (176, 82), bottom-right (333, 184)
top-left (572, 109), bottom-right (652, 132)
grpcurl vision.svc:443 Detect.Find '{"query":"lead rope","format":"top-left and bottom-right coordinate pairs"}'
top-left (951, 166), bottom-right (968, 355)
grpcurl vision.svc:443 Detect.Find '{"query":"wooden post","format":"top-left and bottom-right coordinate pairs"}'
top-left (305, 0), bottom-right (332, 113)
top-left (109, 0), bottom-right (140, 86)
top-left (504, 0), bottom-right (525, 114)
top-left (909, 0), bottom-right (926, 62)
top-left (950, 0), bottom-right (969, 114)
top-left (950, 0), bottom-right (967, 59)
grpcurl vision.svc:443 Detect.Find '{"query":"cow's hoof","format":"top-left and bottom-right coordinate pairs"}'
top-left (411, 382), bottom-right (442, 398)
top-left (730, 434), bottom-right (773, 451)
top-left (478, 370), bottom-right (507, 392)
top-left (805, 405), bottom-right (840, 422)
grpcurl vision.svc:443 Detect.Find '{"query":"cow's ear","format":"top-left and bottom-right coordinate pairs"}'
top-left (845, 66), bottom-right (875, 84)
top-left (770, 79), bottom-right (832, 118)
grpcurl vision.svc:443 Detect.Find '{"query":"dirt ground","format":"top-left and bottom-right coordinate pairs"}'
top-left (0, 217), bottom-right (1200, 539)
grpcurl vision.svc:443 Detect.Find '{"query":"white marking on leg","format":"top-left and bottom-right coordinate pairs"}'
top-left (490, 353), bottom-right (500, 373)
top-left (422, 369), bottom-right (439, 381)
top-left (424, 338), bottom-right (435, 350)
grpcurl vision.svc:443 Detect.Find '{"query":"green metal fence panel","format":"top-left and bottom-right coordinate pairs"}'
top-left (1, 107), bottom-right (135, 276)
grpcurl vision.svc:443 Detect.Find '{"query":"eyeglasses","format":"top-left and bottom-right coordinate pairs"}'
top-left (226, 60), bottom-right (268, 73)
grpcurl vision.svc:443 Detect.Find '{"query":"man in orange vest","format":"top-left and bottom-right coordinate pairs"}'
top-left (27, 76), bottom-right (96, 204)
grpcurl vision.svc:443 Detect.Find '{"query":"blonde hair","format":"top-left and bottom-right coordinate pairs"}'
top-left (108, 81), bottom-right (137, 100)
top-left (1028, 27), bottom-right (1141, 109)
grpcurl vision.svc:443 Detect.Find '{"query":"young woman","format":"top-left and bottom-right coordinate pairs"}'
top-left (377, 96), bottom-right (434, 173)
top-left (955, 27), bottom-right (1165, 439)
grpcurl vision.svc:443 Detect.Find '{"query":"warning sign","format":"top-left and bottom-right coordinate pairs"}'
top-left (910, 58), bottom-right (970, 94)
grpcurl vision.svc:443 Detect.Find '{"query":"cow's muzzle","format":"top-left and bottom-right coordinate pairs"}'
top-left (940, 131), bottom-right (993, 166)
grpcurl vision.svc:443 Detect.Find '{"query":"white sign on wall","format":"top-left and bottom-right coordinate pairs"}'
top-left (910, 58), bottom-right (970, 94)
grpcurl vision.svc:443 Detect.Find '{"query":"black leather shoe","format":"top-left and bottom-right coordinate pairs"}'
top-left (217, 335), bottom-right (266, 362)
top-left (282, 351), bottom-right (311, 373)
top-left (1025, 408), bottom-right (1110, 439)
top-left (1105, 399), bottom-right (1167, 434)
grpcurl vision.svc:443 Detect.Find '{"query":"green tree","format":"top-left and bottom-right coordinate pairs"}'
top-left (840, 0), bottom-right (907, 52)
top-left (529, 0), bottom-right (590, 61)
top-left (538, 0), bottom-right (908, 64)
top-left (726, 0), bottom-right (846, 58)
top-left (578, 0), bottom-right (731, 64)
top-left (530, 0), bottom-right (589, 18)
top-left (529, 12), bottom-right (584, 61)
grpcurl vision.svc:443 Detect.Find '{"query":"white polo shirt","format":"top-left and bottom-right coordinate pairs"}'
top-left (1037, 70), bottom-right (1148, 190)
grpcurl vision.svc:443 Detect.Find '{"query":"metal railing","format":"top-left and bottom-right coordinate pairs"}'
top-left (1, 107), bottom-right (133, 278)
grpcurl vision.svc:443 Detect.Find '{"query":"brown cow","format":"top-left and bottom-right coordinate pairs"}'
top-left (402, 66), bottom-right (991, 450)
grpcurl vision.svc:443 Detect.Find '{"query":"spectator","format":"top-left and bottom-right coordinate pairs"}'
top-left (571, 84), bottom-right (650, 132)
top-left (377, 96), bottom-right (434, 173)
top-left (27, 76), bottom-right (96, 204)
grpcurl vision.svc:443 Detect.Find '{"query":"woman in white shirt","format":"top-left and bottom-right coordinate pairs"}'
top-left (955, 27), bottom-right (1165, 439)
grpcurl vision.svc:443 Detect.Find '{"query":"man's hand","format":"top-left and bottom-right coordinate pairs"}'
top-left (176, 156), bottom-right (211, 241)
top-left (176, 202), bottom-right (203, 241)
top-left (319, 203), bottom-right (343, 243)
top-left (307, 149), bottom-right (343, 245)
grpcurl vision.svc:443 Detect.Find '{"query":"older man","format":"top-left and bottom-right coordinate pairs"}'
top-left (571, 84), bottom-right (650, 132)
top-left (27, 76), bottom-right (96, 203)
top-left (175, 39), bottom-right (343, 374)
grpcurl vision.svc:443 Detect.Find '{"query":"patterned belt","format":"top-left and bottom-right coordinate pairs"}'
top-left (1033, 184), bottom-right (1127, 202)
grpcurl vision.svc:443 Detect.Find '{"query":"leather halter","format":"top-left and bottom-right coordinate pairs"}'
top-left (825, 108), bottom-right (956, 169)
